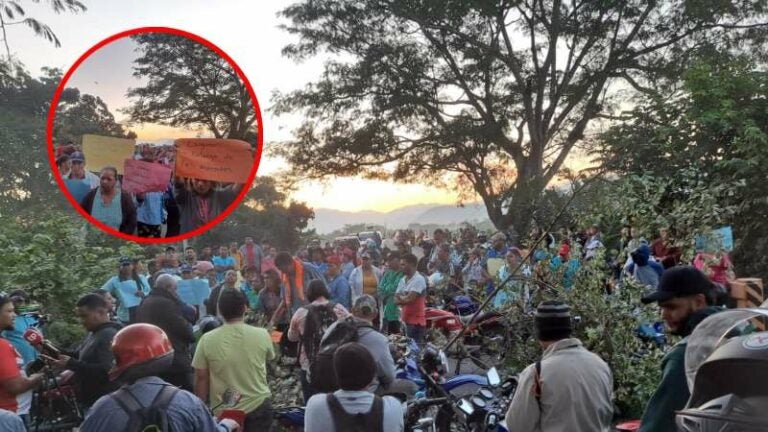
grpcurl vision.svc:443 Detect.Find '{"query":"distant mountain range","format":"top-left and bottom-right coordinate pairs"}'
top-left (309, 203), bottom-right (491, 234)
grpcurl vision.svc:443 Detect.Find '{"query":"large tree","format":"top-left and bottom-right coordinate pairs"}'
top-left (123, 33), bottom-right (257, 143)
top-left (53, 88), bottom-right (130, 143)
top-left (0, 0), bottom-right (86, 59)
top-left (274, 0), bottom-right (768, 236)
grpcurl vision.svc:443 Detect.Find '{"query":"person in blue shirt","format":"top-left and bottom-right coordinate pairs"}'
top-left (325, 256), bottom-right (352, 309)
top-left (212, 246), bottom-right (236, 283)
top-left (136, 191), bottom-right (165, 238)
top-left (100, 257), bottom-right (151, 324)
top-left (486, 233), bottom-right (510, 259)
top-left (0, 291), bottom-right (39, 367)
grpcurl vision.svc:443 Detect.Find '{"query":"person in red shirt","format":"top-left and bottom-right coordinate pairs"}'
top-left (395, 253), bottom-right (427, 345)
top-left (0, 294), bottom-right (44, 419)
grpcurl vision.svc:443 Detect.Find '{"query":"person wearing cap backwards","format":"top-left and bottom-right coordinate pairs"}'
top-left (505, 301), bottom-right (613, 432)
top-left (63, 151), bottom-right (100, 189)
top-left (638, 266), bottom-right (722, 432)
top-left (80, 323), bottom-right (240, 432)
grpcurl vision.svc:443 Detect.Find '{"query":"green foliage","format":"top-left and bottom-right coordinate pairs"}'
top-left (54, 88), bottom-right (131, 144)
top-left (0, 215), bottom-right (143, 346)
top-left (275, 0), bottom-right (767, 234)
top-left (123, 33), bottom-right (257, 143)
top-left (0, 0), bottom-right (86, 59)
top-left (593, 51), bottom-right (768, 280)
top-left (500, 257), bottom-right (663, 419)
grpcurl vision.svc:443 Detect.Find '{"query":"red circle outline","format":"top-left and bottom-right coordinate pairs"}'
top-left (47, 26), bottom-right (263, 244)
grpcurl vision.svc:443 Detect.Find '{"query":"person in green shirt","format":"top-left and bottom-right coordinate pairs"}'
top-left (193, 289), bottom-right (275, 431)
top-left (378, 252), bottom-right (404, 335)
top-left (639, 266), bottom-right (722, 432)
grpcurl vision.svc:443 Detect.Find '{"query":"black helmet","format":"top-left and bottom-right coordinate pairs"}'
top-left (420, 344), bottom-right (447, 376)
top-left (687, 331), bottom-right (768, 409)
top-left (676, 394), bottom-right (768, 431)
top-left (199, 315), bottom-right (223, 335)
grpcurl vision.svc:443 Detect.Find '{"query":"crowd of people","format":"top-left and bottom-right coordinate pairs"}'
top-left (0, 221), bottom-right (761, 431)
top-left (54, 142), bottom-right (244, 237)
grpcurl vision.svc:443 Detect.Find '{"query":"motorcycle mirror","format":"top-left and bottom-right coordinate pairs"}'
top-left (220, 389), bottom-right (241, 407)
top-left (487, 367), bottom-right (501, 387)
top-left (457, 398), bottom-right (474, 416)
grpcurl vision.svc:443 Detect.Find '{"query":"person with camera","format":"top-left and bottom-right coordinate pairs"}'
top-left (42, 293), bottom-right (122, 410)
top-left (0, 294), bottom-right (45, 424)
top-left (504, 301), bottom-right (613, 432)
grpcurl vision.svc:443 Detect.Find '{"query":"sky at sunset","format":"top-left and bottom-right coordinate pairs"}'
top-left (9, 0), bottom-right (590, 213)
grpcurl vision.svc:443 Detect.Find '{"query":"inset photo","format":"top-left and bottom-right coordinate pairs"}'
top-left (49, 28), bottom-right (262, 242)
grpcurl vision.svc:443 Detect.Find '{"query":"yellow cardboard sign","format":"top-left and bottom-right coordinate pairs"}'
top-left (81, 134), bottom-right (136, 174)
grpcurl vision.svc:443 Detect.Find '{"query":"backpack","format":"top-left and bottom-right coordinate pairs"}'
top-left (111, 384), bottom-right (180, 432)
top-left (326, 393), bottom-right (384, 432)
top-left (309, 318), bottom-right (375, 392)
top-left (300, 302), bottom-right (338, 372)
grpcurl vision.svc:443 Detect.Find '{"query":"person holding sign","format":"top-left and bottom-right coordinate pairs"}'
top-left (80, 167), bottom-right (138, 235)
top-left (173, 138), bottom-right (252, 233)
top-left (173, 178), bottom-right (243, 233)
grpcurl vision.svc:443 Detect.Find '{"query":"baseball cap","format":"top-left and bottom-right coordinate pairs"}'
top-left (118, 256), bottom-right (133, 266)
top-left (70, 151), bottom-right (85, 163)
top-left (353, 294), bottom-right (378, 315)
top-left (359, 251), bottom-right (371, 259)
top-left (641, 266), bottom-right (713, 304)
top-left (180, 264), bottom-right (193, 273)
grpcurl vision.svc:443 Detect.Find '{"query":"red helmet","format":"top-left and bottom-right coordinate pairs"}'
top-left (109, 323), bottom-right (174, 381)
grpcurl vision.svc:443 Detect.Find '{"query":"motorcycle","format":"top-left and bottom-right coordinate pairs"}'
top-left (28, 370), bottom-right (82, 432)
top-left (272, 405), bottom-right (305, 431)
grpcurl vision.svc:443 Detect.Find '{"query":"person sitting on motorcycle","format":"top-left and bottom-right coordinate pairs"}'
top-left (42, 293), bottom-right (122, 410)
top-left (80, 323), bottom-right (239, 432)
top-left (304, 342), bottom-right (404, 432)
top-left (638, 266), bottom-right (722, 432)
top-left (193, 289), bottom-right (275, 432)
top-left (505, 301), bottom-right (613, 432)
top-left (326, 295), bottom-right (417, 398)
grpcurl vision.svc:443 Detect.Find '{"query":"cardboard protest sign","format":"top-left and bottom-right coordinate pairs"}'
top-left (175, 138), bottom-right (253, 183)
top-left (122, 159), bottom-right (172, 194)
top-left (695, 226), bottom-right (734, 252)
top-left (177, 279), bottom-right (211, 309)
top-left (81, 134), bottom-right (136, 174)
top-left (486, 258), bottom-right (505, 277)
top-left (176, 280), bottom-right (199, 307)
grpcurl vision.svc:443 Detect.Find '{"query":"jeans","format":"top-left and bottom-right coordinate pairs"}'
top-left (299, 369), bottom-right (318, 404)
top-left (406, 324), bottom-right (425, 345)
top-left (244, 399), bottom-right (273, 432)
top-left (385, 320), bottom-right (401, 335)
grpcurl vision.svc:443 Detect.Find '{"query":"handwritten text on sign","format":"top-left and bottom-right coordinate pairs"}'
top-left (175, 139), bottom-right (253, 183)
top-left (122, 159), bottom-right (173, 194)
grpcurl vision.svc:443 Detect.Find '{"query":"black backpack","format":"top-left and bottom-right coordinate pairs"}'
top-left (300, 302), bottom-right (339, 369)
top-left (111, 384), bottom-right (180, 432)
top-left (309, 317), bottom-right (375, 392)
top-left (327, 393), bottom-right (384, 432)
